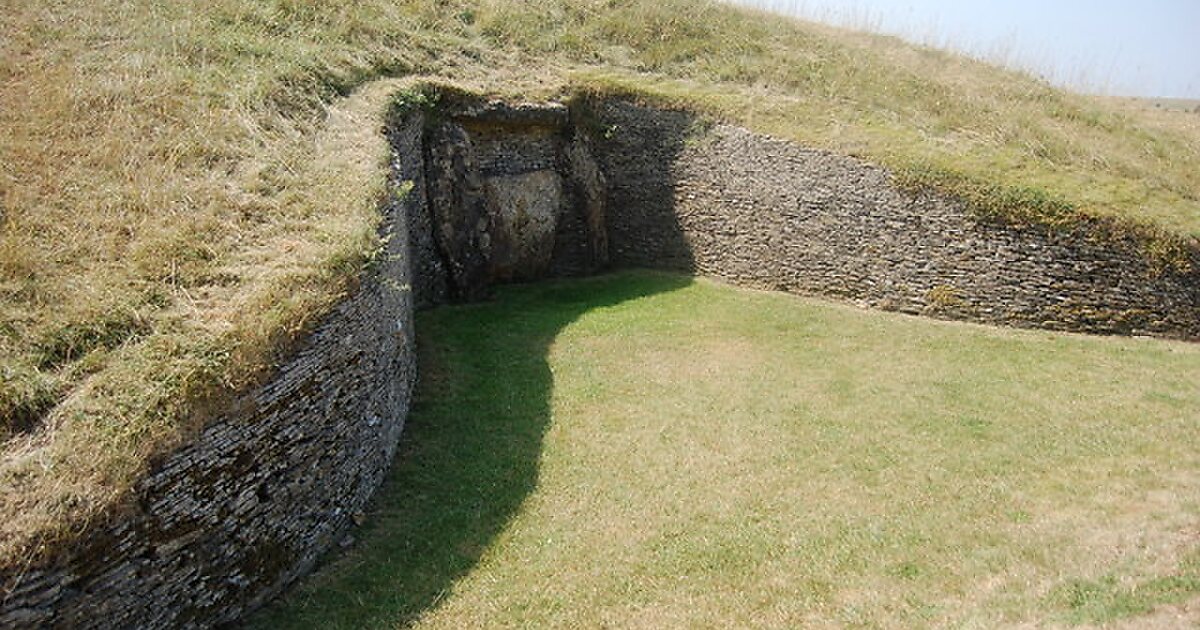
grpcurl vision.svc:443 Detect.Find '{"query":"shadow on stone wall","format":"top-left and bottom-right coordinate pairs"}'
top-left (592, 100), bottom-right (1199, 340)
top-left (249, 272), bottom-right (692, 627)
top-left (414, 101), bottom-right (617, 305)
top-left (589, 102), bottom-right (699, 273)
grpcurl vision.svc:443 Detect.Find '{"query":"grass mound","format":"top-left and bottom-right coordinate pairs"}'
top-left (255, 271), bottom-right (1200, 628)
top-left (1, 0), bottom-right (1197, 568)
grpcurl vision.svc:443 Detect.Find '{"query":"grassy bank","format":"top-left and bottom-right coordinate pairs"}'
top-left (255, 271), bottom-right (1200, 628)
top-left (1, 0), bottom-right (1197, 568)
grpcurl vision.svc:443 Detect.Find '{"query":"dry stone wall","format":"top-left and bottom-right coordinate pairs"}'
top-left (0, 101), bottom-right (611, 630)
top-left (0, 117), bottom-right (428, 629)
top-left (593, 102), bottom-right (1200, 339)
top-left (4, 94), bottom-right (1197, 630)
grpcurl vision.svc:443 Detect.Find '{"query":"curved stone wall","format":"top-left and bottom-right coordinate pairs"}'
top-left (0, 117), bottom-right (426, 629)
top-left (0, 100), bottom-right (610, 630)
top-left (3, 94), bottom-right (1196, 629)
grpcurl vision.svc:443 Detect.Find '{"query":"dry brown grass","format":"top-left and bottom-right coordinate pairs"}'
top-left (1, 0), bottom-right (1197, 571)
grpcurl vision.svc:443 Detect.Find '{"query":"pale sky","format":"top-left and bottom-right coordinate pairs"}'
top-left (731, 0), bottom-right (1200, 98)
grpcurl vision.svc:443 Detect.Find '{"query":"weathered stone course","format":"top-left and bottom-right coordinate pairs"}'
top-left (419, 101), bottom-right (610, 301)
top-left (594, 101), bottom-right (1200, 339)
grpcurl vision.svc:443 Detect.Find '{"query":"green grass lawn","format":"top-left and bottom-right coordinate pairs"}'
top-left (252, 271), bottom-right (1200, 628)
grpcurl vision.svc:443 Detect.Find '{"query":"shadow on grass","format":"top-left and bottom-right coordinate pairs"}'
top-left (248, 270), bottom-right (692, 629)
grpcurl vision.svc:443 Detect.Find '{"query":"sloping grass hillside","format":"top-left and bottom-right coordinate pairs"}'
top-left (256, 272), bottom-right (1200, 628)
top-left (1, 0), bottom-right (1198, 567)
